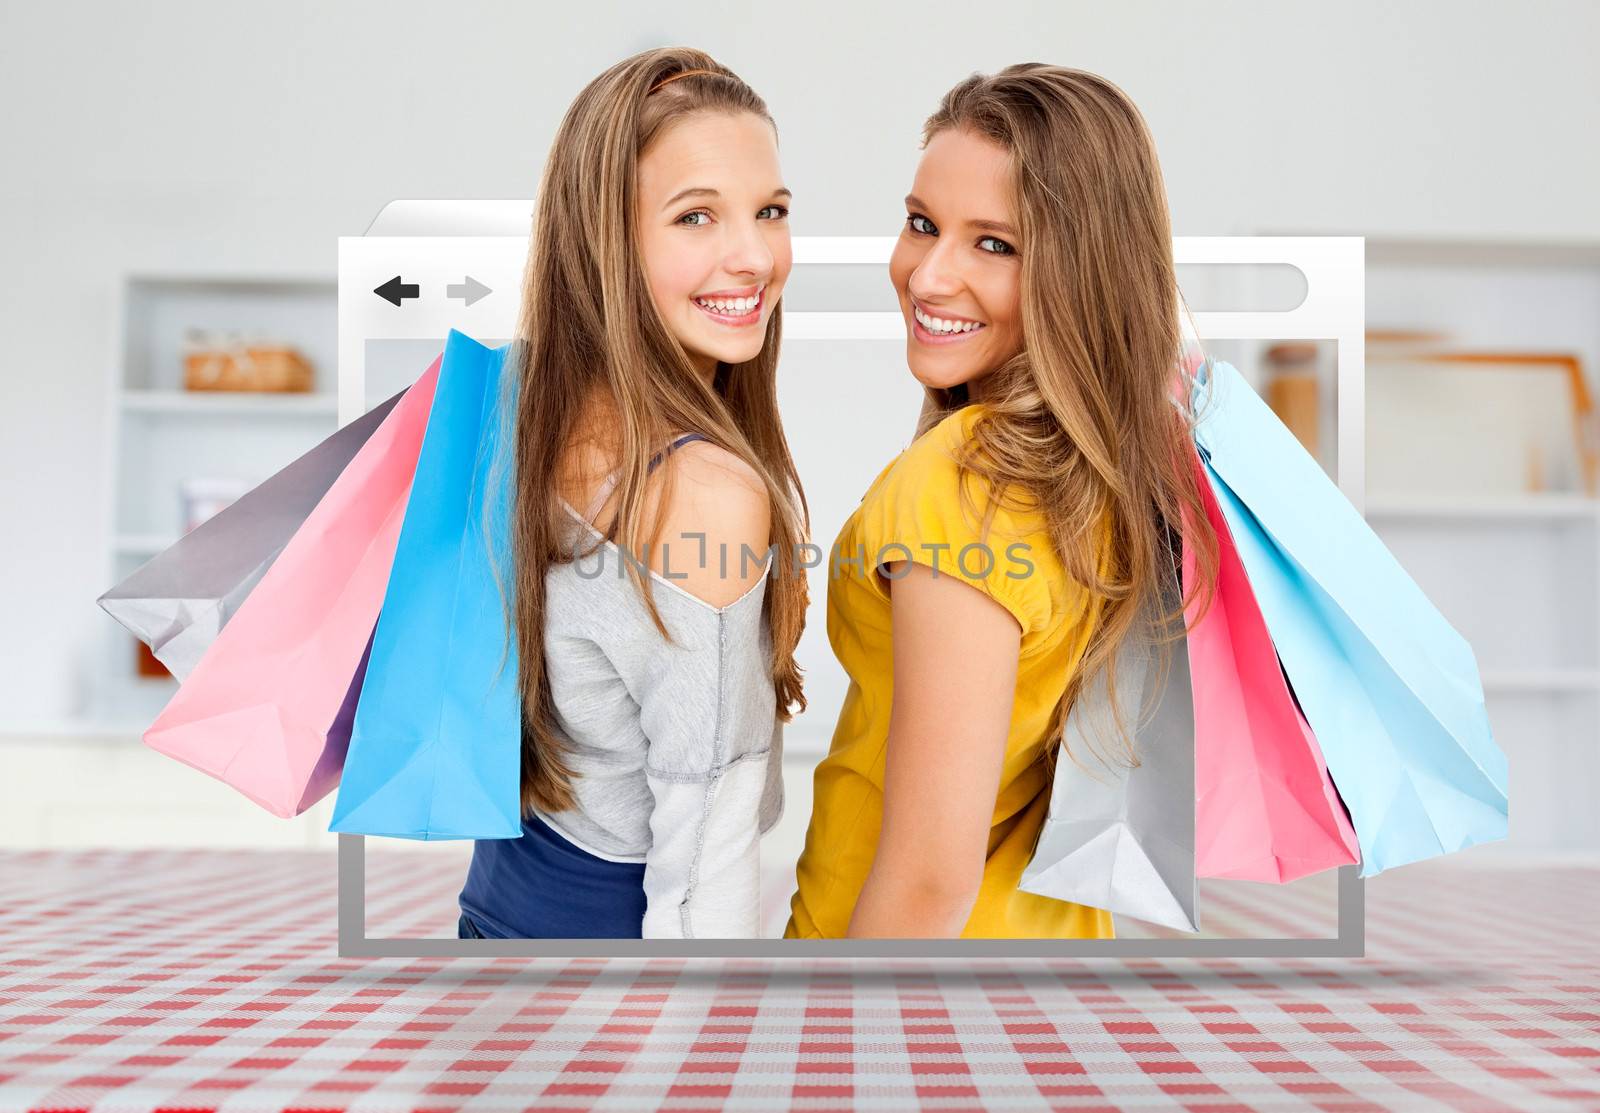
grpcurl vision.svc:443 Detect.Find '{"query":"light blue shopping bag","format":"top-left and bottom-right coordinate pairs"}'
top-left (1192, 360), bottom-right (1508, 875)
top-left (328, 329), bottom-right (523, 840)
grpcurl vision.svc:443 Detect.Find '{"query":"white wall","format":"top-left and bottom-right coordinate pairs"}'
top-left (2, 1), bottom-right (1597, 843)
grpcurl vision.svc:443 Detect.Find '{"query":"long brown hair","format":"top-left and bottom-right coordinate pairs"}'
top-left (915, 64), bottom-right (1219, 770)
top-left (501, 47), bottom-right (810, 815)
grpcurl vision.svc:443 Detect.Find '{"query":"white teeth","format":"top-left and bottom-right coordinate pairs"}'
top-left (914, 305), bottom-right (983, 334)
top-left (695, 289), bottom-right (761, 314)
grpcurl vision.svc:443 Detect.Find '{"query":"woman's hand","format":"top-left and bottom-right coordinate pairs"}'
top-left (845, 557), bottom-right (1021, 938)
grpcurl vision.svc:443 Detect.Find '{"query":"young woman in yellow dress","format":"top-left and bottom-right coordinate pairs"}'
top-left (785, 64), bottom-right (1219, 939)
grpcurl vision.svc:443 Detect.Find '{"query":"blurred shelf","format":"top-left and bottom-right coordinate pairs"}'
top-left (119, 390), bottom-right (337, 417)
top-left (114, 533), bottom-right (176, 556)
top-left (92, 272), bottom-right (339, 745)
top-left (1364, 237), bottom-right (1600, 268)
top-left (123, 272), bottom-right (337, 300)
top-left (1365, 493), bottom-right (1600, 522)
top-left (1, 716), bottom-right (152, 741)
top-left (1481, 669), bottom-right (1600, 694)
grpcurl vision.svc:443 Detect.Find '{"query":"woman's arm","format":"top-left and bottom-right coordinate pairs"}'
top-left (632, 442), bottom-right (777, 938)
top-left (846, 557), bottom-right (1022, 938)
top-left (641, 752), bottom-right (772, 937)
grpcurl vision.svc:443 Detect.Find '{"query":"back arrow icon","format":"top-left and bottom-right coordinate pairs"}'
top-left (447, 276), bottom-right (492, 306)
top-left (374, 276), bottom-right (419, 307)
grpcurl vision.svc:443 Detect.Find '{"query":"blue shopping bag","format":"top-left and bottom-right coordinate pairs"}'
top-left (1192, 360), bottom-right (1508, 875)
top-left (328, 329), bottom-right (523, 840)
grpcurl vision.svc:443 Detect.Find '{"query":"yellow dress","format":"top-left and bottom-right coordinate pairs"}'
top-left (784, 402), bottom-right (1114, 940)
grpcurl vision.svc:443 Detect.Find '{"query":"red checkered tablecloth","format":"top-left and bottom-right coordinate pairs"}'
top-left (1, 848), bottom-right (1597, 1112)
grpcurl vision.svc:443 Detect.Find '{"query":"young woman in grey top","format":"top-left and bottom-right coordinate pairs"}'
top-left (457, 48), bottom-right (810, 939)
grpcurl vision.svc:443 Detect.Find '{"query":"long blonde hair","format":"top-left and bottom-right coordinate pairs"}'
top-left (504, 47), bottom-right (810, 814)
top-left (915, 64), bottom-right (1219, 770)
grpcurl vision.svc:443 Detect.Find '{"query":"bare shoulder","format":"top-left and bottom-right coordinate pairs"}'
top-left (649, 440), bottom-right (773, 608)
top-left (670, 439), bottom-right (767, 500)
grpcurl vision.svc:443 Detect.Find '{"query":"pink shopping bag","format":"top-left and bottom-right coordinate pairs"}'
top-left (1184, 448), bottom-right (1360, 882)
top-left (142, 356), bottom-right (442, 818)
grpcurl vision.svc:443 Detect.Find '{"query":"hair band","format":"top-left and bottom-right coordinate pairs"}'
top-left (648, 68), bottom-right (716, 95)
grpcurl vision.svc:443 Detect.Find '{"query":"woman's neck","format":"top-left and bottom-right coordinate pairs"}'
top-left (965, 371), bottom-right (994, 407)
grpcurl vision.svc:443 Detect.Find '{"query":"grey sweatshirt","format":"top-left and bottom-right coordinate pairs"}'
top-left (532, 495), bottom-right (784, 939)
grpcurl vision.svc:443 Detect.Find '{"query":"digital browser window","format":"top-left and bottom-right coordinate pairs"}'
top-left (338, 203), bottom-right (1365, 956)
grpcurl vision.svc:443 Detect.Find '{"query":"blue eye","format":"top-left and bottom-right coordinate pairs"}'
top-left (759, 204), bottom-right (790, 220)
top-left (906, 213), bottom-right (937, 236)
top-left (678, 210), bottom-right (711, 226)
top-left (979, 236), bottom-right (1015, 256)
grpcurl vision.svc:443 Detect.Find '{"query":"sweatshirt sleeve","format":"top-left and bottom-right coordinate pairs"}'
top-left (623, 573), bottom-right (778, 939)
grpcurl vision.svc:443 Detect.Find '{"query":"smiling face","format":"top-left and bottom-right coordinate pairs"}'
top-left (634, 110), bottom-right (793, 380)
top-left (889, 126), bottom-right (1025, 397)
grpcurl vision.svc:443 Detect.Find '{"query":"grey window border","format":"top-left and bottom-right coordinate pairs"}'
top-left (336, 229), bottom-right (1366, 958)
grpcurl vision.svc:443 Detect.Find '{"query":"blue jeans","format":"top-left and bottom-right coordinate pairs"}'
top-left (457, 811), bottom-right (647, 938)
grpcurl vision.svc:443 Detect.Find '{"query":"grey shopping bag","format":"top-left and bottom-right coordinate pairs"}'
top-left (1019, 597), bottom-right (1200, 934)
top-left (97, 390), bottom-right (402, 681)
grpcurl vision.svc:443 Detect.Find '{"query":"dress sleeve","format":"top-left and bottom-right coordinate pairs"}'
top-left (625, 577), bottom-right (778, 939)
top-left (853, 426), bottom-right (1051, 639)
